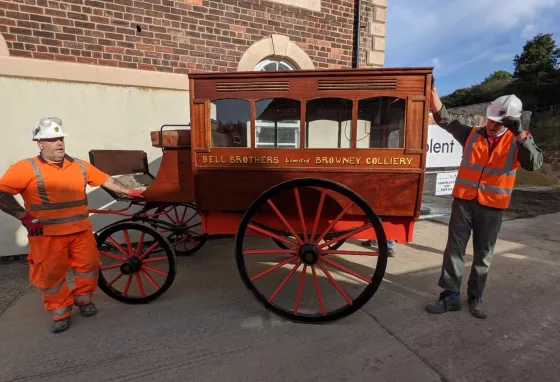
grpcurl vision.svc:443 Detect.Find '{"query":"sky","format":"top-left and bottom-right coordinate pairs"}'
top-left (384, 0), bottom-right (560, 96)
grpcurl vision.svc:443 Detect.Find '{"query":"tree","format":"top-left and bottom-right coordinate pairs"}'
top-left (482, 70), bottom-right (512, 83)
top-left (513, 33), bottom-right (560, 81)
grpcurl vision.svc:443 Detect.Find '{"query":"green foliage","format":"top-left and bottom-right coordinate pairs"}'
top-left (483, 70), bottom-right (512, 83)
top-left (441, 33), bottom-right (560, 110)
top-left (513, 33), bottom-right (560, 81)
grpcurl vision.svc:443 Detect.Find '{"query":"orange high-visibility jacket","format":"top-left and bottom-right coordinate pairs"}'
top-left (0, 154), bottom-right (109, 235)
top-left (452, 127), bottom-right (519, 209)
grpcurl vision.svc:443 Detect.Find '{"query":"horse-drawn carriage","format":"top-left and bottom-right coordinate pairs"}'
top-left (88, 67), bottom-right (434, 323)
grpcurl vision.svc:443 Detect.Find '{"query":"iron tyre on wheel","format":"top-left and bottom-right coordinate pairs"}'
top-left (235, 178), bottom-right (388, 324)
top-left (96, 222), bottom-right (177, 304)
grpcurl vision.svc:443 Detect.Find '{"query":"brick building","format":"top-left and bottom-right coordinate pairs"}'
top-left (0, 0), bottom-right (389, 257)
top-left (0, 0), bottom-right (388, 72)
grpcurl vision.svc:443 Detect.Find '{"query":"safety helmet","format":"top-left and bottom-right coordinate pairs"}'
top-left (32, 117), bottom-right (68, 141)
top-left (486, 95), bottom-right (522, 123)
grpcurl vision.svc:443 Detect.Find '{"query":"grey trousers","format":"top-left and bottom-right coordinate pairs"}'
top-left (438, 197), bottom-right (504, 298)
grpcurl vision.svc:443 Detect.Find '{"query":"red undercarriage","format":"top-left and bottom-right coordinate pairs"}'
top-left (200, 211), bottom-right (416, 244)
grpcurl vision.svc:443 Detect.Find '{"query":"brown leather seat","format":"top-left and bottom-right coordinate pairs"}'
top-left (150, 129), bottom-right (191, 148)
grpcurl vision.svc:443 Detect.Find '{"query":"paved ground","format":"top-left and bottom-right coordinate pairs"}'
top-left (1, 212), bottom-right (559, 382)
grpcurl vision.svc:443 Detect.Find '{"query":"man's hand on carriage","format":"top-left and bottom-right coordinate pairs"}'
top-left (127, 188), bottom-right (146, 199)
top-left (102, 177), bottom-right (146, 199)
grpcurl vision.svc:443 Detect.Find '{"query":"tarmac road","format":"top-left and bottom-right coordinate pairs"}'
top-left (0, 212), bottom-right (559, 382)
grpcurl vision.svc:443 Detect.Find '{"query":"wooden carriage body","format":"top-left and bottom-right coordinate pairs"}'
top-left (145, 67), bottom-right (433, 244)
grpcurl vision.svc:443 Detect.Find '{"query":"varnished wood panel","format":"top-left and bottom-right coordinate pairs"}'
top-left (194, 170), bottom-right (420, 217)
top-left (142, 150), bottom-right (195, 203)
top-left (189, 102), bottom-right (209, 152)
top-left (405, 96), bottom-right (426, 154)
top-left (150, 130), bottom-right (191, 148)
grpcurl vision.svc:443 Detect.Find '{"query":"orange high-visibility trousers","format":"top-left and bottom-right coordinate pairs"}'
top-left (27, 229), bottom-right (99, 321)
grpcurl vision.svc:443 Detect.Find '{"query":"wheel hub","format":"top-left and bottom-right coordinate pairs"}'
top-left (120, 256), bottom-right (142, 275)
top-left (299, 243), bottom-right (320, 265)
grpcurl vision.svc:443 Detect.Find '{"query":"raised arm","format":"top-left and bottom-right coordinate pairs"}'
top-left (430, 86), bottom-right (474, 147)
top-left (501, 117), bottom-right (544, 172)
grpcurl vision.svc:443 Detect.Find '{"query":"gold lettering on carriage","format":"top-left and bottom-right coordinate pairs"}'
top-left (315, 157), bottom-right (362, 165)
top-left (366, 157), bottom-right (414, 166)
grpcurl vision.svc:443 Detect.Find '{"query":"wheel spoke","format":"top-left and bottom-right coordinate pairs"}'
top-left (135, 232), bottom-right (145, 257)
top-left (249, 255), bottom-right (298, 282)
top-left (107, 272), bottom-right (124, 287)
top-left (123, 275), bottom-right (133, 296)
top-left (319, 223), bottom-right (373, 249)
top-left (269, 260), bottom-right (302, 302)
top-left (164, 211), bottom-right (177, 224)
top-left (267, 199), bottom-right (304, 245)
top-left (123, 230), bottom-right (133, 256)
top-left (135, 273), bottom-right (145, 297)
top-left (311, 266), bottom-right (326, 316)
top-left (173, 206), bottom-right (180, 223)
top-left (247, 223), bottom-right (297, 248)
top-left (293, 188), bottom-right (307, 242)
top-left (180, 205), bottom-right (188, 222)
top-left (138, 241), bottom-right (161, 261)
top-left (293, 265), bottom-right (307, 314)
top-left (142, 256), bottom-right (169, 263)
top-left (317, 261), bottom-right (352, 305)
top-left (107, 236), bottom-right (129, 258)
top-left (311, 190), bottom-right (326, 240)
top-left (315, 201), bottom-right (354, 244)
top-left (322, 249), bottom-right (378, 256)
top-left (100, 263), bottom-right (122, 271)
top-left (319, 257), bottom-right (371, 284)
top-left (142, 264), bottom-right (168, 277)
top-left (99, 250), bottom-right (125, 262)
top-left (243, 249), bottom-right (298, 255)
top-left (140, 269), bottom-right (160, 289)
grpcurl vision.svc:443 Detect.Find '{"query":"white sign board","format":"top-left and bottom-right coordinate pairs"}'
top-left (435, 171), bottom-right (458, 196)
top-left (426, 125), bottom-right (463, 168)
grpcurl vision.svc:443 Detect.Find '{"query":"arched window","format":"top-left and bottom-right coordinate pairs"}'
top-left (253, 58), bottom-right (300, 148)
top-left (254, 58), bottom-right (296, 71)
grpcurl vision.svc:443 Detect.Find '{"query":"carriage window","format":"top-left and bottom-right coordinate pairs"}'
top-left (210, 99), bottom-right (251, 147)
top-left (255, 98), bottom-right (301, 149)
top-left (356, 97), bottom-right (405, 149)
top-left (305, 98), bottom-right (352, 148)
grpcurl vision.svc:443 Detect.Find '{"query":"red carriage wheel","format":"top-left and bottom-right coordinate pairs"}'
top-left (235, 178), bottom-right (388, 323)
top-left (145, 203), bottom-right (208, 256)
top-left (96, 222), bottom-right (177, 304)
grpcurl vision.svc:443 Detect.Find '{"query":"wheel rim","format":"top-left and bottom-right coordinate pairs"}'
top-left (146, 203), bottom-right (207, 255)
top-left (96, 222), bottom-right (176, 302)
top-left (235, 178), bottom-right (388, 323)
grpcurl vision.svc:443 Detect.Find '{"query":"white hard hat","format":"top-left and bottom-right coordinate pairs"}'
top-left (486, 95), bottom-right (522, 122)
top-left (32, 117), bottom-right (68, 141)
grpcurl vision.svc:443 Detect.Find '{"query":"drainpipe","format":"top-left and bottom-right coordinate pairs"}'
top-left (353, 0), bottom-right (362, 68)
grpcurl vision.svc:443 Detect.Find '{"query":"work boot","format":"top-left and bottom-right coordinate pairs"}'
top-left (78, 302), bottom-right (98, 317)
top-left (387, 247), bottom-right (395, 257)
top-left (425, 290), bottom-right (461, 314)
top-left (52, 317), bottom-right (71, 333)
top-left (467, 295), bottom-right (487, 319)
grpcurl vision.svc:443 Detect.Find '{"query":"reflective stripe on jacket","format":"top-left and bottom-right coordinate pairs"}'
top-left (452, 127), bottom-right (519, 209)
top-left (24, 155), bottom-right (92, 235)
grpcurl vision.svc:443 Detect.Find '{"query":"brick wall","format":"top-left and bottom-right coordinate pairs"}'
top-left (0, 0), bottom-right (379, 73)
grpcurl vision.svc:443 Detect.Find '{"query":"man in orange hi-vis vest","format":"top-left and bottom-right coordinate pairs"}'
top-left (425, 85), bottom-right (543, 319)
top-left (0, 117), bottom-right (146, 333)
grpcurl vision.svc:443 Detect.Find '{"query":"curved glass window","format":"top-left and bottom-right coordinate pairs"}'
top-left (255, 98), bottom-right (301, 148)
top-left (210, 99), bottom-right (251, 147)
top-left (305, 98), bottom-right (352, 148)
top-left (356, 97), bottom-right (406, 149)
top-left (254, 58), bottom-right (296, 71)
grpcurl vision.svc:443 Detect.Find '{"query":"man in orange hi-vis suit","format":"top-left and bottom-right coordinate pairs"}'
top-left (0, 117), bottom-right (145, 333)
